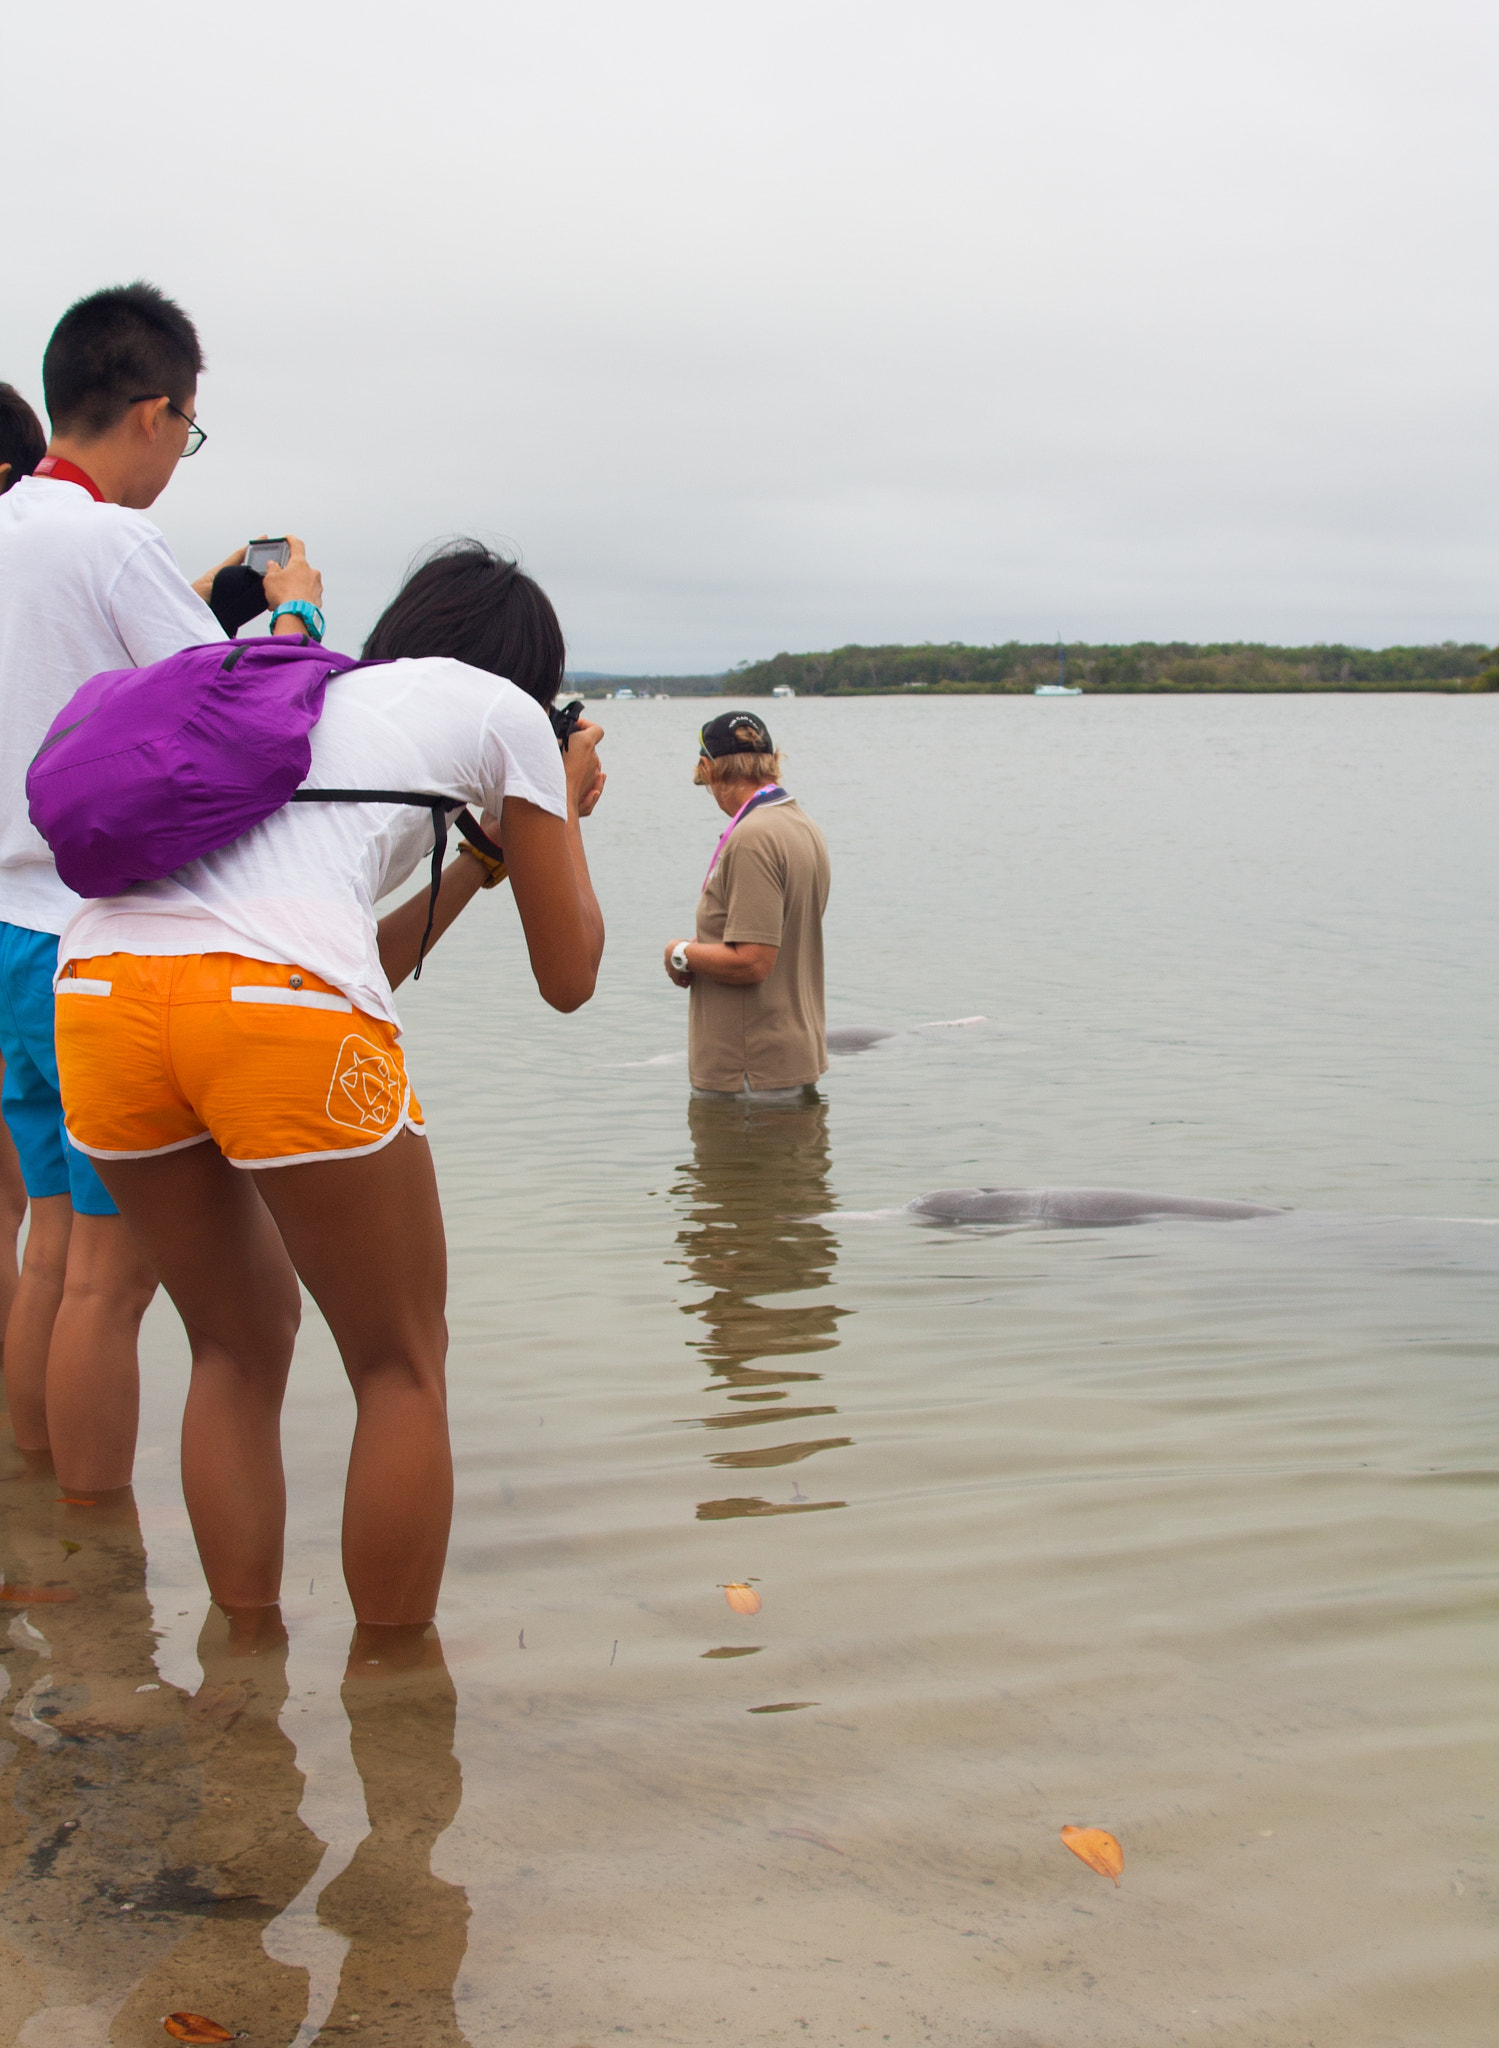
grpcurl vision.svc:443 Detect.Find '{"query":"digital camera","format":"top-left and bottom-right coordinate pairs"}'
top-left (549, 697), bottom-right (586, 749)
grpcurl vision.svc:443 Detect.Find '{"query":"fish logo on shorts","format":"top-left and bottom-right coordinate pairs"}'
top-left (326, 1035), bottom-right (403, 1133)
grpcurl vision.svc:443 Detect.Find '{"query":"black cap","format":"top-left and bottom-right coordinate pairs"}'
top-left (699, 710), bottom-right (775, 758)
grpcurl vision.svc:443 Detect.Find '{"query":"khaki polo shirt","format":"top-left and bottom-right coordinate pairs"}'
top-left (689, 797), bottom-right (831, 1092)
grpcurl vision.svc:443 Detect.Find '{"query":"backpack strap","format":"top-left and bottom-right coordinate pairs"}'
top-left (288, 788), bottom-right (471, 978)
top-left (452, 808), bottom-right (504, 861)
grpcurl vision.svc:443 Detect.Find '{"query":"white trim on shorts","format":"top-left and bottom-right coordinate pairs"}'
top-left (64, 1106), bottom-right (427, 1171)
top-left (228, 1097), bottom-right (428, 1170)
top-left (55, 979), bottom-right (113, 997)
top-left (230, 984), bottom-right (353, 1013)
top-left (64, 1127), bottom-right (214, 1162)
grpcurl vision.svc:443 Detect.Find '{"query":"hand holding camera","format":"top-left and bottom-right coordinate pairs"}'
top-left (198, 534), bottom-right (323, 637)
top-left (561, 710), bottom-right (606, 819)
top-left (260, 534), bottom-right (321, 612)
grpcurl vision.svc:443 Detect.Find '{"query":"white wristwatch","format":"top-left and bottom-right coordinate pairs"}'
top-left (671, 941), bottom-right (691, 973)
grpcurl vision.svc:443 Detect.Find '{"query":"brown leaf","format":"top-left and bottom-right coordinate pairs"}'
top-left (0, 1582), bottom-right (78, 1604)
top-left (59, 1539), bottom-right (82, 1557)
top-left (163, 2015), bottom-right (237, 2043)
top-left (722, 1582), bottom-right (762, 1614)
top-left (701, 1646), bottom-right (762, 1658)
top-left (1060, 1824), bottom-right (1124, 1884)
top-left (748, 1701), bottom-right (819, 1713)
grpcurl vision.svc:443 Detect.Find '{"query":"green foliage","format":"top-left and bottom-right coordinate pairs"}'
top-left (1473, 649), bottom-right (1499, 691)
top-left (728, 640), bottom-right (1493, 696)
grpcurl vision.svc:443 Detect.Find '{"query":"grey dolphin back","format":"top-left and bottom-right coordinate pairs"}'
top-left (826, 1026), bottom-right (898, 1054)
top-left (907, 1186), bottom-right (1281, 1227)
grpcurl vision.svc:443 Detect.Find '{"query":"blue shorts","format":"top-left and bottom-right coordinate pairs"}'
top-left (0, 922), bottom-right (117, 1216)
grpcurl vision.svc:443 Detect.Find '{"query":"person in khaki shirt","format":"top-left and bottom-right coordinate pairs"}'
top-left (663, 710), bottom-right (831, 1096)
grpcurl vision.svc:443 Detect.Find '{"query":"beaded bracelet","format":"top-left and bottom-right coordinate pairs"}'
top-left (457, 840), bottom-right (508, 888)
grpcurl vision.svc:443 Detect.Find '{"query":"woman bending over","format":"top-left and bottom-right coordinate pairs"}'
top-left (52, 543), bottom-right (604, 1637)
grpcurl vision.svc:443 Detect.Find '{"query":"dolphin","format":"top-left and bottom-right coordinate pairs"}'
top-left (825, 1026), bottom-right (898, 1054)
top-left (825, 1018), bottom-right (989, 1055)
top-left (907, 1186), bottom-right (1281, 1228)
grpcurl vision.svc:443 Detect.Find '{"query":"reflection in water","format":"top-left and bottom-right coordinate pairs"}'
top-left (315, 1640), bottom-right (470, 2047)
top-left (701, 1405), bottom-right (838, 1433)
top-left (0, 1416), bottom-right (470, 2045)
top-left (674, 1096), bottom-right (851, 1520)
top-left (117, 1605), bottom-right (324, 2046)
top-left (0, 1455), bottom-right (214, 2044)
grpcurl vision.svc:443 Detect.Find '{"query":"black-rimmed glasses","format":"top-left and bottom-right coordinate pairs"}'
top-left (128, 394), bottom-right (207, 457)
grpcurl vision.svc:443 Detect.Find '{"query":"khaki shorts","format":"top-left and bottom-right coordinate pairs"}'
top-left (55, 953), bottom-right (424, 1170)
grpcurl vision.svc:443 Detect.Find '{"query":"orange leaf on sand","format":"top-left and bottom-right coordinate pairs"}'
top-left (0, 1583), bottom-right (78, 1604)
top-left (1060, 1824), bottom-right (1124, 1884)
top-left (723, 1583), bottom-right (762, 1615)
top-left (163, 2016), bottom-right (237, 2043)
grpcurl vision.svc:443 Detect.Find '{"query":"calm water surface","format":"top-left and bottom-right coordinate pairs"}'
top-left (3, 695), bottom-right (1496, 2046)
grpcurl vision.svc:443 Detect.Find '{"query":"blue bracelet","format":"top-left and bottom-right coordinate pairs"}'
top-left (269, 600), bottom-right (325, 643)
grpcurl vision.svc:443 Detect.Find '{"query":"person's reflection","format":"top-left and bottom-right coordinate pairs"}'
top-left (117, 1604), bottom-right (325, 2045)
top-left (314, 1626), bottom-right (470, 2046)
top-left (675, 1095), bottom-right (852, 1520)
top-left (0, 1455), bottom-right (220, 2041)
top-left (1, 1415), bottom-right (470, 2044)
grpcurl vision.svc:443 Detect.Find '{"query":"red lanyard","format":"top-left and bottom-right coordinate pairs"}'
top-left (33, 455), bottom-right (104, 502)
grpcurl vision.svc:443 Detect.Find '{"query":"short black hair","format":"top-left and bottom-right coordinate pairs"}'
top-left (362, 541), bottom-right (566, 707)
top-left (0, 383), bottom-right (46, 489)
top-left (42, 282), bottom-right (204, 438)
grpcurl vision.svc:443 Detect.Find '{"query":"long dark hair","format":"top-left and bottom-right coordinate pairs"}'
top-left (362, 541), bottom-right (565, 708)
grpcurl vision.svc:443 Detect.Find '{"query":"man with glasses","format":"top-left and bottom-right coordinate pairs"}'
top-left (0, 280), bottom-right (324, 1500)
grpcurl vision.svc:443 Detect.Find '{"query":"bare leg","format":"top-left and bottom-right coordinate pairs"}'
top-left (250, 1131), bottom-right (451, 1626)
top-left (96, 1129), bottom-right (449, 1625)
top-left (2, 1192), bottom-right (70, 1452)
top-left (0, 1069), bottom-right (27, 1334)
top-left (93, 1143), bottom-right (303, 1607)
top-left (46, 1213), bottom-right (158, 1493)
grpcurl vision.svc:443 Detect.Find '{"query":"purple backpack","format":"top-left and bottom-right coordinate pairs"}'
top-left (26, 636), bottom-right (495, 975)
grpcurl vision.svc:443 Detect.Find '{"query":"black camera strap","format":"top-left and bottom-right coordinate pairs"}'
top-left (289, 790), bottom-right (498, 977)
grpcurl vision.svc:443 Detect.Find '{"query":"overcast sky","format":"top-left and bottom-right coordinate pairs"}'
top-left (4, 0), bottom-right (1496, 669)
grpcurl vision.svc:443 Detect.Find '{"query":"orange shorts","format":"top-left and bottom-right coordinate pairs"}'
top-left (55, 953), bottom-right (425, 1170)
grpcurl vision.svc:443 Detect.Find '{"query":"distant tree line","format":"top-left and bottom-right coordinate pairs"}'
top-left (724, 640), bottom-right (1498, 695)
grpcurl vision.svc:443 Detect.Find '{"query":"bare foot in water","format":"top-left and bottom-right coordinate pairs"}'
top-left (346, 1619), bottom-right (447, 1678)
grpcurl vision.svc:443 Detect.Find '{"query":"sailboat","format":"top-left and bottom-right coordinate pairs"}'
top-left (1035, 637), bottom-right (1082, 695)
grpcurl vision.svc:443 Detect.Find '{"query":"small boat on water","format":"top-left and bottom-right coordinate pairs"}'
top-left (1035, 639), bottom-right (1081, 696)
top-left (613, 686), bottom-right (637, 701)
top-left (771, 684), bottom-right (795, 699)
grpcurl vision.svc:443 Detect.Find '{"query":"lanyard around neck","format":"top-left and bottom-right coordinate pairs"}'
top-left (701, 784), bottom-right (789, 893)
top-left (33, 455), bottom-right (105, 501)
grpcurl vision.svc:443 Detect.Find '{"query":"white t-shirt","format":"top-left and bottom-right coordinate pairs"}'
top-left (0, 473), bottom-right (223, 934)
top-left (58, 657), bottom-right (568, 1028)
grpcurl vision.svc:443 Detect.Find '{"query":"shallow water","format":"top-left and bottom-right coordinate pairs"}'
top-left (3, 693), bottom-right (1496, 2045)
